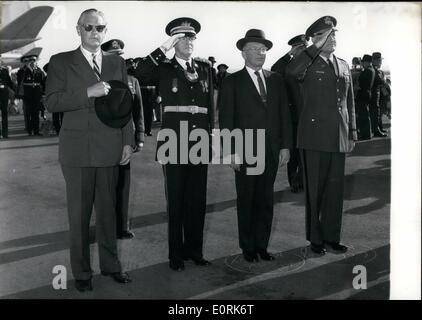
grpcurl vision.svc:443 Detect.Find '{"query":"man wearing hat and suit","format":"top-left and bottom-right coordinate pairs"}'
top-left (135, 17), bottom-right (214, 271)
top-left (0, 58), bottom-right (15, 138)
top-left (286, 16), bottom-right (357, 255)
top-left (45, 8), bottom-right (133, 292)
top-left (272, 34), bottom-right (309, 193)
top-left (16, 54), bottom-right (46, 136)
top-left (216, 63), bottom-right (229, 90)
top-left (370, 52), bottom-right (387, 137)
top-left (219, 29), bottom-right (293, 262)
top-left (356, 54), bottom-right (375, 140)
top-left (101, 39), bottom-right (144, 240)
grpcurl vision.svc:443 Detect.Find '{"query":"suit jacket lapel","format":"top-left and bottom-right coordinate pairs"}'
top-left (71, 47), bottom-right (98, 83)
top-left (240, 67), bottom-right (266, 108)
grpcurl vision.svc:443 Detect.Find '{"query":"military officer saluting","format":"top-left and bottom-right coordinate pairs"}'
top-left (135, 17), bottom-right (214, 271)
top-left (286, 16), bottom-right (357, 255)
top-left (17, 54), bottom-right (46, 136)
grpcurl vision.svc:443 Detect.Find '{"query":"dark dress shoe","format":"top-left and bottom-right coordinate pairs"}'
top-left (325, 241), bottom-right (348, 253)
top-left (257, 250), bottom-right (275, 261)
top-left (169, 260), bottom-right (185, 271)
top-left (374, 130), bottom-right (387, 137)
top-left (310, 243), bottom-right (326, 255)
top-left (101, 271), bottom-right (132, 283)
top-left (243, 252), bottom-right (259, 263)
top-left (74, 279), bottom-right (92, 292)
top-left (117, 230), bottom-right (135, 240)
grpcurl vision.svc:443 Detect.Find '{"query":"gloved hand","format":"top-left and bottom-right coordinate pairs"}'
top-left (160, 33), bottom-right (186, 53)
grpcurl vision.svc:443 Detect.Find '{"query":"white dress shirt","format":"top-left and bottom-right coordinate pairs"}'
top-left (319, 54), bottom-right (338, 76)
top-left (245, 65), bottom-right (267, 93)
top-left (175, 56), bottom-right (194, 70)
top-left (80, 45), bottom-right (102, 73)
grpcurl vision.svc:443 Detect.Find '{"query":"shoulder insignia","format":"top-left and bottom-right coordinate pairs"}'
top-left (194, 57), bottom-right (212, 66)
top-left (163, 58), bottom-right (172, 63)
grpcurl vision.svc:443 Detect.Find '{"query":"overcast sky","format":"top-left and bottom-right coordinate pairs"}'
top-left (14, 1), bottom-right (417, 72)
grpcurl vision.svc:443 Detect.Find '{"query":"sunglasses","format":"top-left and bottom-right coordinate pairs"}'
top-left (79, 24), bottom-right (107, 33)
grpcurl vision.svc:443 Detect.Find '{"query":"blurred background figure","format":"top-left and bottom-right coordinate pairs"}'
top-left (0, 57), bottom-right (16, 138)
top-left (370, 52), bottom-right (387, 137)
top-left (208, 56), bottom-right (218, 125)
top-left (356, 54), bottom-right (374, 140)
top-left (351, 57), bottom-right (362, 103)
top-left (216, 63), bottom-right (229, 90)
top-left (125, 57), bottom-right (144, 152)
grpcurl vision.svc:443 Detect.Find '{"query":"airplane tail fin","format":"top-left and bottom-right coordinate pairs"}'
top-left (0, 6), bottom-right (54, 40)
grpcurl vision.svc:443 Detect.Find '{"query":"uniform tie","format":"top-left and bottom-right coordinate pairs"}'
top-left (92, 53), bottom-right (101, 80)
top-left (186, 61), bottom-right (194, 73)
top-left (254, 70), bottom-right (267, 103)
top-left (328, 59), bottom-right (337, 76)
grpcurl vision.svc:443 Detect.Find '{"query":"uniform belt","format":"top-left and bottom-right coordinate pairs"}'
top-left (23, 83), bottom-right (41, 87)
top-left (164, 105), bottom-right (208, 114)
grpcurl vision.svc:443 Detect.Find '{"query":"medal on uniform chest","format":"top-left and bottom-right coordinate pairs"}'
top-left (172, 78), bottom-right (178, 93)
top-left (184, 62), bottom-right (199, 83)
top-left (200, 80), bottom-right (208, 93)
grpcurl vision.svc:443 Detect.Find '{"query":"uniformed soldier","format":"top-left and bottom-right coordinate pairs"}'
top-left (0, 58), bottom-right (16, 138)
top-left (356, 54), bottom-right (375, 140)
top-left (272, 34), bottom-right (309, 193)
top-left (286, 16), bottom-right (357, 255)
top-left (101, 39), bottom-right (142, 240)
top-left (16, 54), bottom-right (46, 136)
top-left (370, 52), bottom-right (387, 137)
top-left (216, 63), bottom-right (229, 90)
top-left (351, 57), bottom-right (362, 101)
top-left (134, 17), bottom-right (214, 271)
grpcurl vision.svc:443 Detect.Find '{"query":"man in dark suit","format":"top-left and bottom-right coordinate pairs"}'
top-left (272, 34), bottom-right (309, 193)
top-left (45, 9), bottom-right (133, 292)
top-left (356, 54), bottom-right (375, 140)
top-left (219, 29), bottom-right (293, 263)
top-left (286, 16), bottom-right (357, 255)
top-left (0, 59), bottom-right (15, 139)
top-left (135, 17), bottom-right (214, 272)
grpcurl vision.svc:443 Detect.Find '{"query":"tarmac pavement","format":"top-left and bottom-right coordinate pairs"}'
top-left (0, 114), bottom-right (391, 300)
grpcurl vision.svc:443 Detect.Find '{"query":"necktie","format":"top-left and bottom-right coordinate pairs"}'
top-left (328, 59), bottom-right (336, 76)
top-left (254, 70), bottom-right (267, 103)
top-left (186, 61), bottom-right (194, 73)
top-left (92, 53), bottom-right (101, 80)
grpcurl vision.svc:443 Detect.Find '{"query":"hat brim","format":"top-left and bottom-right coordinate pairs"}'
top-left (95, 80), bottom-right (132, 129)
top-left (236, 38), bottom-right (273, 51)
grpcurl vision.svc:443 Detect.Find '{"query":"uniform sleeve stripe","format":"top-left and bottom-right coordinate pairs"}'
top-left (149, 54), bottom-right (159, 66)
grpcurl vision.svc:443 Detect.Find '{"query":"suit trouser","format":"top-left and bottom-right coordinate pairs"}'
top-left (0, 92), bottom-right (8, 137)
top-left (132, 101), bottom-right (142, 143)
top-left (287, 148), bottom-right (303, 187)
top-left (116, 163), bottom-right (131, 234)
top-left (61, 165), bottom-right (121, 280)
top-left (52, 112), bottom-right (64, 134)
top-left (356, 99), bottom-right (372, 138)
top-left (301, 149), bottom-right (345, 245)
top-left (369, 101), bottom-right (381, 133)
top-left (163, 163), bottom-right (208, 262)
top-left (234, 153), bottom-right (279, 254)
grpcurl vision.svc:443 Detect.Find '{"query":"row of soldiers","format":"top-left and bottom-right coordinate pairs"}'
top-left (351, 53), bottom-right (391, 140)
